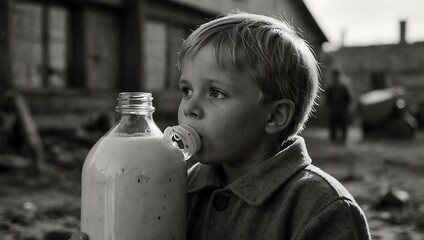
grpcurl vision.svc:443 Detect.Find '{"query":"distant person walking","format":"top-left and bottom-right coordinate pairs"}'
top-left (326, 70), bottom-right (353, 143)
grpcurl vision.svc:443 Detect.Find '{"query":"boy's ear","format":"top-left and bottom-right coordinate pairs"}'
top-left (265, 99), bottom-right (294, 135)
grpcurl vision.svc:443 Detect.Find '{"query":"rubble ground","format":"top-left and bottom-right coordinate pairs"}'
top-left (304, 126), bottom-right (424, 240)
top-left (1, 126), bottom-right (424, 240)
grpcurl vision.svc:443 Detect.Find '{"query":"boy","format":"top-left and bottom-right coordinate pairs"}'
top-left (178, 12), bottom-right (370, 239)
top-left (72, 11), bottom-right (370, 240)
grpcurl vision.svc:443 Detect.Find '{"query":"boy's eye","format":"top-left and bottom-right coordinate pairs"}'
top-left (209, 89), bottom-right (226, 99)
top-left (180, 87), bottom-right (193, 98)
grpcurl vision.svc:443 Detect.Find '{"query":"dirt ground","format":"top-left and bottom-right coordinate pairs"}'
top-left (304, 126), bottom-right (424, 240)
top-left (1, 125), bottom-right (424, 240)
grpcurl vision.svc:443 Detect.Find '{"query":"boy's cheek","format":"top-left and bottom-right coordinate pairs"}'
top-left (177, 109), bottom-right (185, 124)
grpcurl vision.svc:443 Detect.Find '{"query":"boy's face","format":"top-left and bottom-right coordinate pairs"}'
top-left (178, 43), bottom-right (272, 165)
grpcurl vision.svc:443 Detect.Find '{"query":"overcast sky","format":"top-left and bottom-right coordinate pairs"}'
top-left (303, 0), bottom-right (424, 49)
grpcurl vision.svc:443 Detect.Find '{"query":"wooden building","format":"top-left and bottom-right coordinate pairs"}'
top-left (323, 21), bottom-right (424, 114)
top-left (0, 0), bottom-right (327, 130)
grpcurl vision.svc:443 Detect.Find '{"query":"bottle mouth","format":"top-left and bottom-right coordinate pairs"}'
top-left (116, 92), bottom-right (155, 113)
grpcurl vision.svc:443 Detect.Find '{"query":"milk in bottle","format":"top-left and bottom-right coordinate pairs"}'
top-left (80, 92), bottom-right (200, 240)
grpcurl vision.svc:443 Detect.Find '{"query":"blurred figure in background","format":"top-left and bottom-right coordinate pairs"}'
top-left (326, 70), bottom-right (353, 143)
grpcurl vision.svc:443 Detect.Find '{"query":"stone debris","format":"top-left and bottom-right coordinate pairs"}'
top-left (378, 188), bottom-right (411, 208)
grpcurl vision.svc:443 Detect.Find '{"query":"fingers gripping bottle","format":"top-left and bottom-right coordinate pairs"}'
top-left (80, 92), bottom-right (200, 240)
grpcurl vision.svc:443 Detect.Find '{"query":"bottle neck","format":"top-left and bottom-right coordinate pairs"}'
top-left (111, 92), bottom-right (160, 136)
top-left (116, 92), bottom-right (155, 115)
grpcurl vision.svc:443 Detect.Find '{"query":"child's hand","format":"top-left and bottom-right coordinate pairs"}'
top-left (69, 232), bottom-right (89, 240)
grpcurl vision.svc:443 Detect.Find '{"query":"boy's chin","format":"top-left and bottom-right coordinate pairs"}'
top-left (191, 154), bottom-right (207, 164)
top-left (191, 150), bottom-right (226, 165)
top-left (193, 155), bottom-right (222, 165)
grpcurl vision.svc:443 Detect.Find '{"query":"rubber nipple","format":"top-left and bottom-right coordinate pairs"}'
top-left (163, 124), bottom-right (201, 160)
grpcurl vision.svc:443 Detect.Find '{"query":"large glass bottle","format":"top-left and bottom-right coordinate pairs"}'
top-left (80, 92), bottom-right (200, 240)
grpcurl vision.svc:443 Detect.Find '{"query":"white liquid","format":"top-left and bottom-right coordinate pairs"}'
top-left (81, 135), bottom-right (187, 240)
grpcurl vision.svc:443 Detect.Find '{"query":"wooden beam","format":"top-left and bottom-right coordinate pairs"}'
top-left (0, 0), bottom-right (11, 90)
top-left (67, 5), bottom-right (85, 88)
top-left (121, 0), bottom-right (145, 91)
top-left (145, 0), bottom-right (217, 27)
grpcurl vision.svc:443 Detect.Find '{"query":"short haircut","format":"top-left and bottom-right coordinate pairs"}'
top-left (178, 11), bottom-right (320, 139)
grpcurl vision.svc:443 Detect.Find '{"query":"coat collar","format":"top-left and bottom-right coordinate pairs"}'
top-left (187, 136), bottom-right (312, 206)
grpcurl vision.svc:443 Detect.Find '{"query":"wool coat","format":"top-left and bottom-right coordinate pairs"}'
top-left (187, 136), bottom-right (371, 240)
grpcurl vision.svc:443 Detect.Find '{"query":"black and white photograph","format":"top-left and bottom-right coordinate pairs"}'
top-left (1, 0), bottom-right (423, 239)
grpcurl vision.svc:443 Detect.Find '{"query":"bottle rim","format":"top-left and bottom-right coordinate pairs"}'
top-left (116, 92), bottom-right (155, 113)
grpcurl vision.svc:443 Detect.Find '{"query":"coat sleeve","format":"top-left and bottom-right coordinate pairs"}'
top-left (295, 198), bottom-right (371, 240)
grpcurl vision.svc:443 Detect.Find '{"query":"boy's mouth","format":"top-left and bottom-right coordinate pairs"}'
top-left (195, 132), bottom-right (204, 143)
top-left (183, 124), bottom-right (202, 139)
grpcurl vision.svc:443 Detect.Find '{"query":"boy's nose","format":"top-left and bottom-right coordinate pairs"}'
top-left (183, 98), bottom-right (203, 119)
